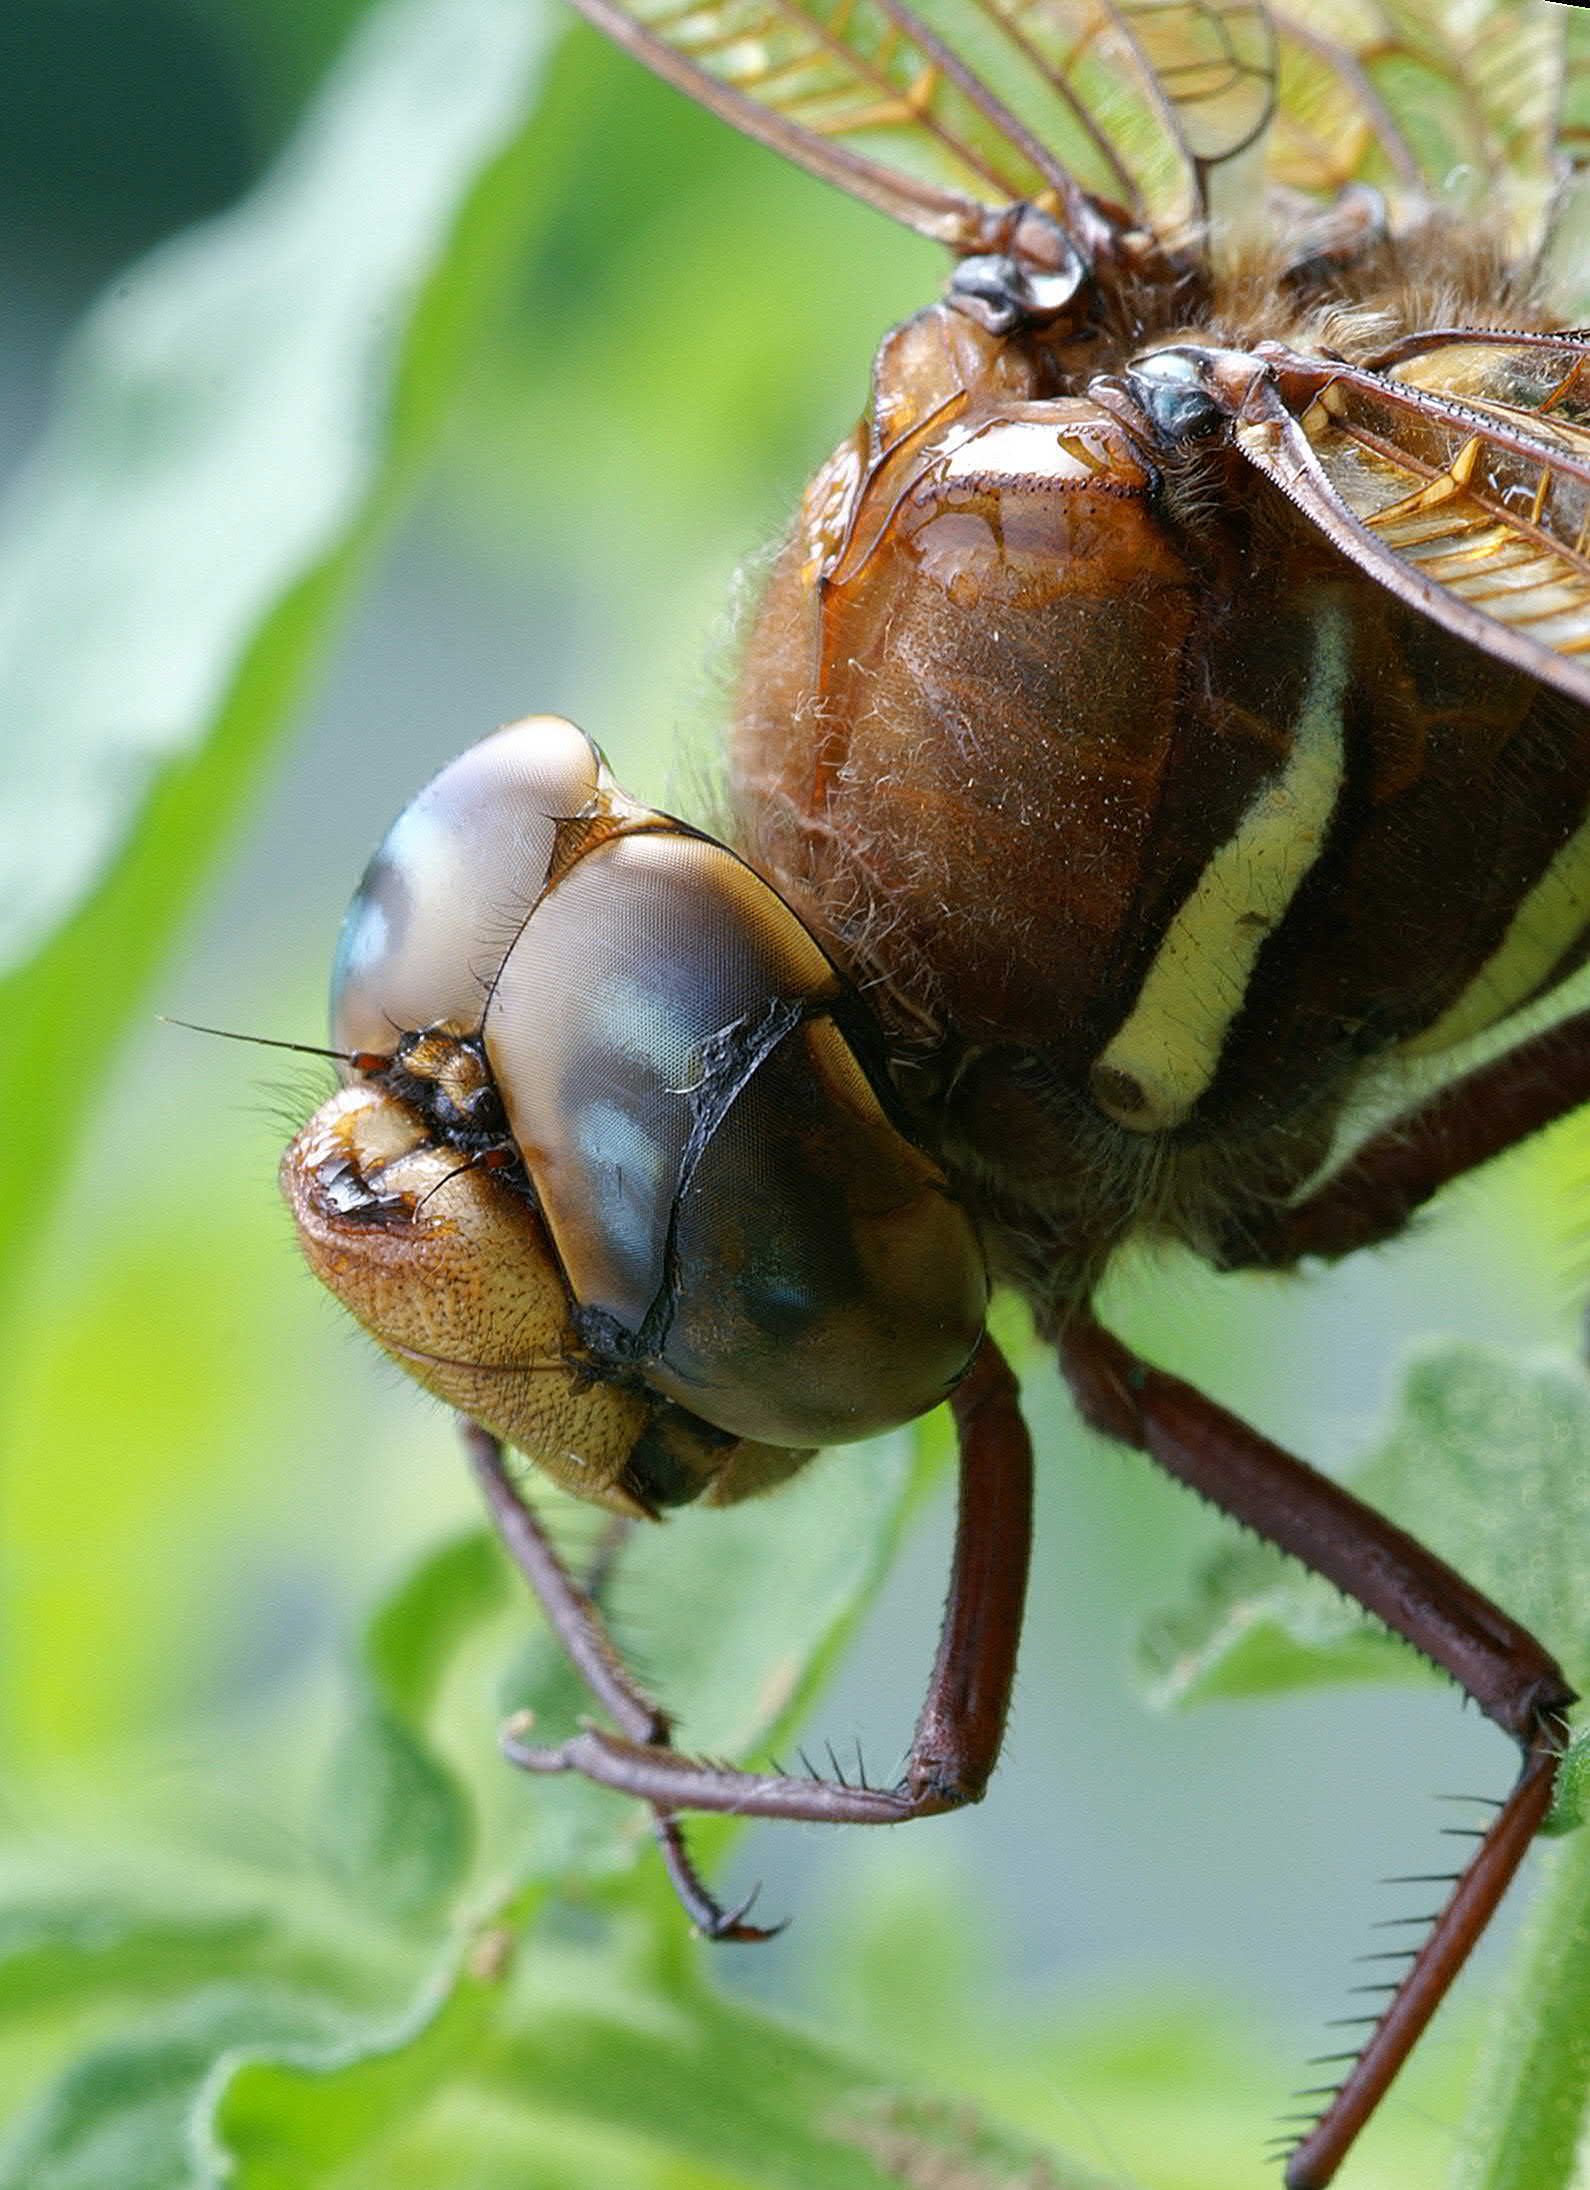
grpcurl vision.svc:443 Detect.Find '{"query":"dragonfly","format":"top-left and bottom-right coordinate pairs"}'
top-left (282, 0), bottom-right (1590, 2181)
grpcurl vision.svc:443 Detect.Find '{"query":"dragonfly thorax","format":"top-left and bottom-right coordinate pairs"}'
top-left (729, 301), bottom-right (1590, 1307)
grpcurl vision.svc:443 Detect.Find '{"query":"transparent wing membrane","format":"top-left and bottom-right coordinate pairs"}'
top-left (1245, 337), bottom-right (1590, 706)
top-left (570, 0), bottom-right (1575, 274)
top-left (1268, 0), bottom-right (1563, 251)
top-left (1549, 10), bottom-right (1590, 313)
top-left (569, 0), bottom-right (1279, 245)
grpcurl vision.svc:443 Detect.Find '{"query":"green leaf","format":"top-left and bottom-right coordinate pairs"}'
top-left (362, 1529), bottom-right (509, 1726)
top-left (1544, 1727), bottom-right (1590, 1837)
top-left (479, 1974), bottom-right (1119, 2190)
top-left (1140, 1343), bottom-right (1590, 1707)
top-left (0, 0), bottom-right (556, 1311)
top-left (219, 1927), bottom-right (1097, 2190)
top-left (0, 1985), bottom-right (346, 2190)
top-left (313, 1529), bottom-right (514, 1926)
top-left (1449, 1823), bottom-right (1590, 2190)
top-left (215, 1940), bottom-right (505, 2186)
top-left (1138, 1536), bottom-right (1426, 1707)
top-left (314, 1706), bottom-right (474, 1929)
top-left (203, 1909), bottom-right (1112, 2190)
top-left (0, 1890), bottom-right (267, 2022)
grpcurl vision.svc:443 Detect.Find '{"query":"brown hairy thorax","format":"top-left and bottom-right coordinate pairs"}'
top-left (726, 211), bottom-right (1583, 1319)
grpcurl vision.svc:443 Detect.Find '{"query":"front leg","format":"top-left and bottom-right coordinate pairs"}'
top-left (464, 1424), bottom-right (773, 1938)
top-left (1059, 1312), bottom-right (1573, 2190)
top-left (469, 1334), bottom-right (1033, 1884)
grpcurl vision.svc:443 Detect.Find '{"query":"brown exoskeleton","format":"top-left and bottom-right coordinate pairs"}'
top-left (283, 1), bottom-right (1590, 2179)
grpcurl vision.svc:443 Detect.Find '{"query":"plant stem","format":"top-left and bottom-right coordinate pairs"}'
top-left (1451, 1822), bottom-right (1590, 2190)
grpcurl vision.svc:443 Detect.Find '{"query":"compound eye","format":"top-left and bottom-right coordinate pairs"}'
top-left (485, 829), bottom-right (839, 1333)
top-left (330, 714), bottom-right (600, 1061)
top-left (485, 829), bottom-right (987, 1446)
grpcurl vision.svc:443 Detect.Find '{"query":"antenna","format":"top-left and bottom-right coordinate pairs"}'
top-left (159, 1016), bottom-right (389, 1074)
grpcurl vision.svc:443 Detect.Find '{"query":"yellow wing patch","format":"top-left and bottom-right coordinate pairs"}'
top-left (1238, 338), bottom-right (1590, 708)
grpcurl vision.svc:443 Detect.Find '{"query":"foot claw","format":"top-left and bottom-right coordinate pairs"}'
top-left (698, 1882), bottom-right (789, 1944)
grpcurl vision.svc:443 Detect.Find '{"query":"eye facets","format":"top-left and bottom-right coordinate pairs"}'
top-left (483, 828), bottom-right (988, 1443)
top-left (483, 829), bottom-right (842, 1336)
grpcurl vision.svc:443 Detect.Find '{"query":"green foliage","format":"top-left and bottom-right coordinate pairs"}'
top-left (0, 0), bottom-right (555, 1312)
top-left (312, 1530), bottom-right (505, 1930)
top-left (2, 1), bottom-right (1588, 2186)
top-left (0, 1986), bottom-right (349, 2190)
top-left (1143, 1344), bottom-right (1590, 1707)
top-left (314, 1706), bottom-right (475, 1930)
top-left (0, 1891), bottom-right (269, 2023)
top-left (0, 1455), bottom-right (1101, 2188)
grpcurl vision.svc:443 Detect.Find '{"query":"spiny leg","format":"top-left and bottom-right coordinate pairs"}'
top-left (470, 1334), bottom-right (1033, 1871)
top-left (465, 1421), bottom-right (669, 1745)
top-left (1058, 1313), bottom-right (1573, 2189)
top-left (559, 1509), bottom-right (744, 1936)
top-left (1218, 1006), bottom-right (1590, 1271)
top-left (463, 1422), bottom-right (772, 1940)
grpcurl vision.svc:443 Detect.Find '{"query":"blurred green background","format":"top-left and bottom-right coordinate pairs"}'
top-left (2, 2), bottom-right (1587, 2185)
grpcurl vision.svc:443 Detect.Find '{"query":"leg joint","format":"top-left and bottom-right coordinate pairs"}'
top-left (904, 1758), bottom-right (989, 1814)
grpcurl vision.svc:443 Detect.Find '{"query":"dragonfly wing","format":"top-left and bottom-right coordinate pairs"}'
top-left (566, 0), bottom-right (1277, 250)
top-left (1265, 0), bottom-right (1567, 256)
top-left (1235, 336), bottom-right (1590, 709)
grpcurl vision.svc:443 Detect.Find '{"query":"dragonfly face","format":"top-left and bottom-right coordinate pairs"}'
top-left (285, 715), bottom-right (987, 1501)
top-left (283, 2), bottom-right (1590, 2181)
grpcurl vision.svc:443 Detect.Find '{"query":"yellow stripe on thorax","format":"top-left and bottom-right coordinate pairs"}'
top-left (1090, 596), bottom-right (1350, 1134)
top-left (1401, 802), bottom-right (1590, 1057)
